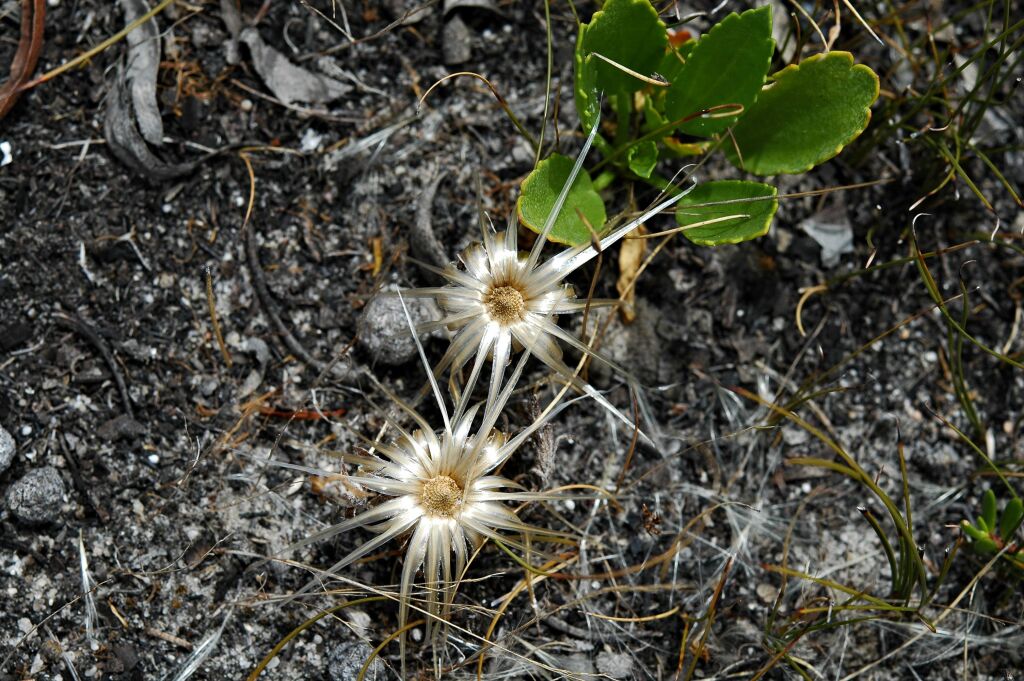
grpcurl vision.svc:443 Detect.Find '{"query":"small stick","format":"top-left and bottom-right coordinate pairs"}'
top-left (613, 391), bottom-right (641, 495)
top-left (145, 627), bottom-right (193, 651)
top-left (244, 225), bottom-right (336, 377)
top-left (17, 0), bottom-right (174, 92)
top-left (53, 314), bottom-right (134, 420)
top-left (58, 434), bottom-right (110, 523)
top-left (205, 266), bottom-right (233, 368)
top-left (238, 153), bottom-right (256, 231)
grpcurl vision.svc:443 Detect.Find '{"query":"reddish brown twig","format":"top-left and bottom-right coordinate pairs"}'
top-left (0, 0), bottom-right (46, 121)
top-left (256, 406), bottom-right (347, 420)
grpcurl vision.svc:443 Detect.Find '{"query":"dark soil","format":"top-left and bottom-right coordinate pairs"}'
top-left (1, 1), bottom-right (1022, 680)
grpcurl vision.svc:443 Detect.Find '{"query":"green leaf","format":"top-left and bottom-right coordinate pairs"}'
top-left (665, 6), bottom-right (774, 137)
top-left (961, 520), bottom-right (988, 543)
top-left (656, 42), bottom-right (691, 84)
top-left (574, 24), bottom-right (601, 134)
top-left (517, 153), bottom-right (607, 246)
top-left (972, 536), bottom-right (999, 556)
top-left (579, 0), bottom-right (667, 95)
top-left (643, 43), bottom-right (691, 130)
top-left (675, 180), bottom-right (778, 246)
top-left (642, 93), bottom-right (669, 132)
top-left (981, 489), bottom-right (997, 532)
top-left (999, 498), bottom-right (1023, 540)
top-left (726, 51), bottom-right (879, 175)
top-left (627, 140), bottom-right (658, 178)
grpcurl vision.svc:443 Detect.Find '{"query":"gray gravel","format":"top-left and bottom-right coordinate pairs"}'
top-left (0, 426), bottom-right (13, 474)
top-left (327, 640), bottom-right (385, 681)
top-left (5, 465), bottom-right (66, 525)
top-left (0, 0), bottom-right (1021, 678)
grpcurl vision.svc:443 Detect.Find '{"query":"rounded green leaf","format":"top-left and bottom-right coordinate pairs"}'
top-left (657, 43), bottom-right (690, 83)
top-left (627, 140), bottom-right (658, 178)
top-left (726, 52), bottom-right (879, 175)
top-left (517, 153), bottom-right (607, 246)
top-left (675, 180), bottom-right (778, 246)
top-left (999, 498), bottom-right (1023, 540)
top-left (580, 0), bottom-right (667, 95)
top-left (665, 6), bottom-right (774, 137)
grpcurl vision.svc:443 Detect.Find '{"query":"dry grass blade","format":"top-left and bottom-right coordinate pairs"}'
top-left (205, 266), bottom-right (233, 369)
top-left (418, 71), bottom-right (538, 149)
top-left (19, 0), bottom-right (174, 92)
top-left (246, 598), bottom-right (386, 681)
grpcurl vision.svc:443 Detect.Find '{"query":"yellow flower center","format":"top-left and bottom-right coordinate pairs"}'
top-left (421, 475), bottom-right (463, 517)
top-left (485, 285), bottom-right (526, 324)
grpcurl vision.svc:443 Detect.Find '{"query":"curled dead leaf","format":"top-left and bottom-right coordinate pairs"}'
top-left (616, 225), bottom-right (648, 323)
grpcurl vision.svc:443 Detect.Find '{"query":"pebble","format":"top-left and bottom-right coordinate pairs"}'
top-left (5, 466), bottom-right (66, 525)
top-left (0, 321), bottom-right (32, 351)
top-left (0, 426), bottom-right (14, 474)
top-left (327, 641), bottom-right (384, 681)
top-left (442, 13), bottom-right (473, 65)
top-left (357, 293), bottom-right (435, 366)
top-left (96, 415), bottom-right (147, 442)
top-left (596, 651), bottom-right (633, 679)
top-left (781, 425), bottom-right (810, 446)
top-left (756, 582), bottom-right (779, 604)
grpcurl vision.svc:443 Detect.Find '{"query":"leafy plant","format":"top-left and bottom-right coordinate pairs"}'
top-left (518, 0), bottom-right (879, 247)
top-left (845, 0), bottom-right (1023, 214)
top-left (961, 489), bottom-right (1024, 570)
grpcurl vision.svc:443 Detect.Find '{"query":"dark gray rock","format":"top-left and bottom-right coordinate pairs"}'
top-left (5, 466), bottom-right (66, 525)
top-left (0, 322), bottom-right (32, 351)
top-left (97, 414), bottom-right (147, 441)
top-left (0, 426), bottom-right (14, 474)
top-left (327, 640), bottom-right (384, 681)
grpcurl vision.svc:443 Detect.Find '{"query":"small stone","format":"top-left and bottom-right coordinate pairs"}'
top-left (357, 293), bottom-right (435, 366)
top-left (0, 322), bottom-right (32, 351)
top-left (6, 466), bottom-right (66, 525)
top-left (112, 643), bottom-right (139, 674)
top-left (557, 654), bottom-right (596, 674)
top-left (327, 641), bottom-right (384, 681)
top-left (781, 426), bottom-right (809, 446)
top-left (96, 415), bottom-right (147, 442)
top-left (596, 651), bottom-right (633, 679)
top-left (442, 13), bottom-right (473, 65)
top-left (0, 426), bottom-right (14, 474)
top-left (756, 582), bottom-right (779, 604)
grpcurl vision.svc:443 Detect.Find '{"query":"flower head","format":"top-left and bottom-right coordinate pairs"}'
top-left (284, 337), bottom-right (572, 672)
top-left (404, 125), bottom-right (692, 437)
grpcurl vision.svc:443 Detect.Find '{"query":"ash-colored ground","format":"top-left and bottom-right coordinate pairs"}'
top-left (1, 1), bottom-right (1022, 680)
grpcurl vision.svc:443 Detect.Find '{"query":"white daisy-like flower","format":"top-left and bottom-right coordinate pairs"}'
top-left (403, 125), bottom-right (692, 433)
top-left (281, 333), bottom-right (574, 673)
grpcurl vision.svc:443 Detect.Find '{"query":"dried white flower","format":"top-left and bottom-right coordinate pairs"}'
top-left (403, 125), bottom-right (692, 435)
top-left (283, 330), bottom-right (573, 673)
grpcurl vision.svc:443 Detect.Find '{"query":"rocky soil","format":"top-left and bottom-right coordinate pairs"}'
top-left (1, 1), bottom-right (1022, 680)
